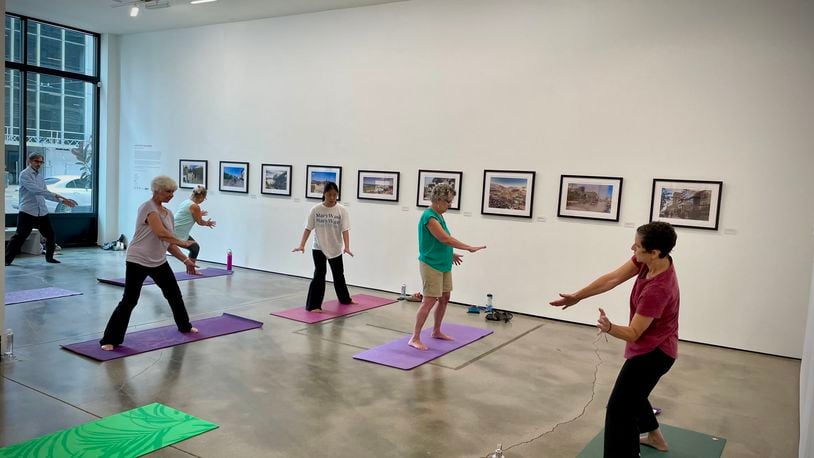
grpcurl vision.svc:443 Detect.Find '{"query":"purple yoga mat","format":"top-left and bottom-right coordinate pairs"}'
top-left (5, 287), bottom-right (83, 305)
top-left (270, 294), bottom-right (397, 324)
top-left (353, 323), bottom-right (493, 370)
top-left (61, 313), bottom-right (263, 361)
top-left (97, 267), bottom-right (233, 286)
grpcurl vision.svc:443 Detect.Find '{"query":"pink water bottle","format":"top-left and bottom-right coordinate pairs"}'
top-left (226, 249), bottom-right (233, 271)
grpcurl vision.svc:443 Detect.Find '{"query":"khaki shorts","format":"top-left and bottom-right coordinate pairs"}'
top-left (419, 261), bottom-right (452, 298)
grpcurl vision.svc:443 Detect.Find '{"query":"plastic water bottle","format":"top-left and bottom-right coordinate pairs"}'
top-left (487, 444), bottom-right (504, 458)
top-left (485, 293), bottom-right (494, 312)
top-left (226, 249), bottom-right (233, 271)
top-left (400, 283), bottom-right (407, 299)
top-left (3, 329), bottom-right (13, 359)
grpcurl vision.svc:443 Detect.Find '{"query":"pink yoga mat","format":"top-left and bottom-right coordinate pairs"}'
top-left (353, 323), bottom-right (493, 370)
top-left (270, 294), bottom-right (397, 323)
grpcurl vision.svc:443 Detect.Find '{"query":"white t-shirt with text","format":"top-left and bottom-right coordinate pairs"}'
top-left (306, 203), bottom-right (350, 259)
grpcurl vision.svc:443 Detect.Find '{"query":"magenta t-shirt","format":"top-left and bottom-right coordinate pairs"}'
top-left (625, 256), bottom-right (680, 360)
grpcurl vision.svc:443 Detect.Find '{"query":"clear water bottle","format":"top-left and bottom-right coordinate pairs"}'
top-left (485, 293), bottom-right (494, 312)
top-left (3, 329), bottom-right (13, 359)
top-left (400, 283), bottom-right (407, 299)
top-left (487, 443), bottom-right (504, 458)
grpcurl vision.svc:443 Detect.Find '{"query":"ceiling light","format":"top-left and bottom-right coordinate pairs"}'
top-left (190, 0), bottom-right (217, 4)
top-left (129, 5), bottom-right (140, 16)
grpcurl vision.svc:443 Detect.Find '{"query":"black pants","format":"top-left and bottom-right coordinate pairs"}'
top-left (100, 261), bottom-right (192, 346)
top-left (305, 249), bottom-right (351, 310)
top-left (6, 211), bottom-right (57, 264)
top-left (604, 348), bottom-right (675, 457)
top-left (184, 236), bottom-right (200, 259)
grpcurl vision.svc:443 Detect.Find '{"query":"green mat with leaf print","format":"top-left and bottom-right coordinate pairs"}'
top-left (0, 403), bottom-right (217, 458)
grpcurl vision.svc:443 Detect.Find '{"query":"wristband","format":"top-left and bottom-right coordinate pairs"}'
top-left (608, 322), bottom-right (613, 333)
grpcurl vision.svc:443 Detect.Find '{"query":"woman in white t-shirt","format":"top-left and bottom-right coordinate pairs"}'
top-left (292, 182), bottom-right (355, 312)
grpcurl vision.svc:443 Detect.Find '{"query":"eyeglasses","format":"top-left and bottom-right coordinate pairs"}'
top-left (31, 159), bottom-right (44, 164)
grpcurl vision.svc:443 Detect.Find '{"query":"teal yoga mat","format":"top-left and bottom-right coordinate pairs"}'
top-left (577, 424), bottom-right (726, 457)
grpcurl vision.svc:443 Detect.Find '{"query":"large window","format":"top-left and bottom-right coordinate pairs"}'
top-left (4, 15), bottom-right (99, 218)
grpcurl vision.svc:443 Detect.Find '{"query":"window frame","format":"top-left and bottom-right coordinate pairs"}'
top-left (5, 13), bottom-right (101, 245)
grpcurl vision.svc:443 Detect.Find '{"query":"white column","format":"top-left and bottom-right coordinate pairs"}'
top-left (801, 252), bottom-right (814, 457)
top-left (97, 33), bottom-right (121, 244)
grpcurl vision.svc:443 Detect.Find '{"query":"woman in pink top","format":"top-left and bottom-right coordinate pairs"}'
top-left (551, 222), bottom-right (679, 457)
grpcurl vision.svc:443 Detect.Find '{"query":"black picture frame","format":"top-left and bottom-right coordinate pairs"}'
top-left (557, 174), bottom-right (623, 222)
top-left (219, 161), bottom-right (249, 193)
top-left (179, 159), bottom-right (207, 189)
top-left (357, 170), bottom-right (400, 202)
top-left (260, 163), bottom-right (292, 196)
top-left (650, 178), bottom-right (723, 230)
top-left (416, 169), bottom-right (462, 210)
top-left (306, 165), bottom-right (342, 200)
top-left (481, 170), bottom-right (536, 218)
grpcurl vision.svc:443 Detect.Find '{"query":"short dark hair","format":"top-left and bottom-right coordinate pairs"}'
top-left (636, 222), bottom-right (677, 258)
top-left (322, 182), bottom-right (339, 201)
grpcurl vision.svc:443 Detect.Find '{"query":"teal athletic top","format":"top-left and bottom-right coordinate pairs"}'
top-left (173, 199), bottom-right (196, 240)
top-left (418, 208), bottom-right (453, 272)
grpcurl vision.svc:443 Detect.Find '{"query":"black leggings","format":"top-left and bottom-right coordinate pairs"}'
top-left (100, 261), bottom-right (192, 346)
top-left (604, 348), bottom-right (675, 457)
top-left (184, 236), bottom-right (200, 259)
top-left (305, 250), bottom-right (352, 310)
top-left (6, 211), bottom-right (57, 263)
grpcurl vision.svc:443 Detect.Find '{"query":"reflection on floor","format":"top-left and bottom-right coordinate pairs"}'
top-left (0, 248), bottom-right (800, 457)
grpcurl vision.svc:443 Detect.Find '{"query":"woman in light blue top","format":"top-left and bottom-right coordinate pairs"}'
top-left (409, 183), bottom-right (486, 351)
top-left (173, 185), bottom-right (216, 268)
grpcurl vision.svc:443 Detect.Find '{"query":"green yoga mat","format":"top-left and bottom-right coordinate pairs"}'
top-left (0, 403), bottom-right (218, 458)
top-left (578, 423), bottom-right (726, 458)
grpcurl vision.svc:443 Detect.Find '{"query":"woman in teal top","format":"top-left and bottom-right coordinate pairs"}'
top-left (173, 186), bottom-right (216, 270)
top-left (409, 183), bottom-right (486, 351)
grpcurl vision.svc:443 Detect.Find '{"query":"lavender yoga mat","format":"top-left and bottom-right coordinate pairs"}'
top-left (61, 313), bottom-right (263, 361)
top-left (5, 287), bottom-right (82, 305)
top-left (353, 323), bottom-right (493, 370)
top-left (97, 267), bottom-right (233, 286)
top-left (271, 294), bottom-right (397, 324)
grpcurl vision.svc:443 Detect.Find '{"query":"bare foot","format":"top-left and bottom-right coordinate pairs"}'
top-left (189, 327), bottom-right (199, 333)
top-left (309, 309), bottom-right (323, 313)
top-left (408, 339), bottom-right (428, 351)
top-left (640, 429), bottom-right (669, 452)
top-left (100, 344), bottom-right (114, 351)
top-left (431, 332), bottom-right (454, 341)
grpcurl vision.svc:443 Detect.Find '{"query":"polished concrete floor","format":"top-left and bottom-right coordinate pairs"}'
top-left (0, 248), bottom-right (801, 457)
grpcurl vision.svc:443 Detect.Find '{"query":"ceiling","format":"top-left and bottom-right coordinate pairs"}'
top-left (5, 0), bottom-right (408, 35)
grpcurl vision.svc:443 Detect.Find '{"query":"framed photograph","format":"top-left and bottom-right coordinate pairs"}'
top-left (306, 165), bottom-right (342, 199)
top-left (179, 159), bottom-right (207, 189)
top-left (357, 170), bottom-right (400, 202)
top-left (261, 163), bottom-right (292, 196)
top-left (481, 170), bottom-right (536, 218)
top-left (557, 175), bottom-right (623, 221)
top-left (416, 170), bottom-right (462, 210)
top-left (219, 161), bottom-right (249, 193)
top-left (650, 179), bottom-right (723, 230)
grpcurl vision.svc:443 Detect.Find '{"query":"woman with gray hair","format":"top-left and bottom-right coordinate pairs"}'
top-left (100, 176), bottom-right (199, 350)
top-left (173, 185), bottom-right (216, 272)
top-left (409, 183), bottom-right (486, 351)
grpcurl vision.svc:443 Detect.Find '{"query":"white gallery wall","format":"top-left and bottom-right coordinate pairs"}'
top-left (112, 0), bottom-right (814, 358)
